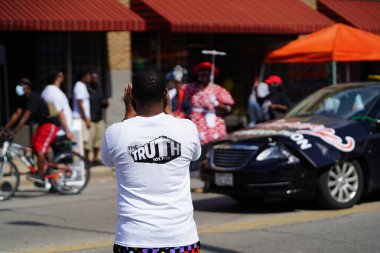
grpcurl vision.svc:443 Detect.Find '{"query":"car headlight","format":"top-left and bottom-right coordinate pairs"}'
top-left (256, 146), bottom-right (299, 163)
top-left (256, 146), bottom-right (286, 161)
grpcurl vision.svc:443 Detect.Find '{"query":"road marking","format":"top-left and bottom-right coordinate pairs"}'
top-left (21, 240), bottom-right (114, 253)
top-left (19, 202), bottom-right (380, 253)
top-left (198, 202), bottom-right (380, 234)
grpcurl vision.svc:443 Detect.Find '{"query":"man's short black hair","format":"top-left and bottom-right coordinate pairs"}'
top-left (76, 70), bottom-right (91, 81)
top-left (47, 71), bottom-right (62, 84)
top-left (132, 68), bottom-right (165, 103)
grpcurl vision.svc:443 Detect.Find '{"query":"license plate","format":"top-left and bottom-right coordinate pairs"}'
top-left (215, 173), bottom-right (233, 186)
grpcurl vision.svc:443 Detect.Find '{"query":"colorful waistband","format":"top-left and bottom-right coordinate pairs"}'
top-left (113, 241), bottom-right (201, 253)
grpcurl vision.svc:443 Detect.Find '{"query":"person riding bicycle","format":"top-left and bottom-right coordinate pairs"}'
top-left (3, 78), bottom-right (61, 184)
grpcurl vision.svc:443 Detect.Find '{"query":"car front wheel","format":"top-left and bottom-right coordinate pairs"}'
top-left (317, 161), bottom-right (364, 209)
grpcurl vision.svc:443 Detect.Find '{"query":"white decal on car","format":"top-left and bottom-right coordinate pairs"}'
top-left (234, 129), bottom-right (312, 150)
top-left (261, 119), bottom-right (355, 152)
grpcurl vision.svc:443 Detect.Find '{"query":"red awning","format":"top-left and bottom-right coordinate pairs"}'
top-left (131, 0), bottom-right (333, 34)
top-left (0, 0), bottom-right (145, 31)
top-left (318, 0), bottom-right (380, 34)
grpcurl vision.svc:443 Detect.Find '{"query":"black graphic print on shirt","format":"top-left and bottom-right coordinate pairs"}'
top-left (128, 136), bottom-right (181, 164)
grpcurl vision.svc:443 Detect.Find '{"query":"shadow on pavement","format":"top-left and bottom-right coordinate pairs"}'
top-left (194, 189), bottom-right (380, 213)
top-left (193, 195), bottom-right (318, 214)
top-left (361, 190), bottom-right (380, 204)
top-left (201, 243), bottom-right (241, 253)
top-left (12, 188), bottom-right (59, 199)
top-left (8, 220), bottom-right (113, 235)
top-left (13, 189), bottom-right (50, 199)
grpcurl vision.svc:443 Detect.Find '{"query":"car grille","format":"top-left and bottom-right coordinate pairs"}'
top-left (211, 144), bottom-right (258, 170)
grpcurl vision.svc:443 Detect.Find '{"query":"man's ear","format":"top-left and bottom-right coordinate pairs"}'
top-left (163, 88), bottom-right (168, 99)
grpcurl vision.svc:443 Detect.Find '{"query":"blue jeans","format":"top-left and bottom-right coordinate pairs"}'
top-left (248, 101), bottom-right (262, 127)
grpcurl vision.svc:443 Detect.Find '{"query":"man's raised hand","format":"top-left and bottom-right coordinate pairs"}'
top-left (123, 83), bottom-right (137, 120)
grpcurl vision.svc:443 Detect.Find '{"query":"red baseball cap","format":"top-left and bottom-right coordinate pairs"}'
top-left (265, 75), bottom-right (282, 85)
top-left (193, 62), bottom-right (220, 77)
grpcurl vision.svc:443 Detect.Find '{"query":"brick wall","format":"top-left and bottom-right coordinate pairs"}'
top-left (107, 32), bottom-right (132, 71)
top-left (105, 0), bottom-right (132, 124)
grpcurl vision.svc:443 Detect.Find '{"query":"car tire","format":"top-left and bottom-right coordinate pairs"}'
top-left (231, 195), bottom-right (265, 206)
top-left (317, 161), bottom-right (364, 209)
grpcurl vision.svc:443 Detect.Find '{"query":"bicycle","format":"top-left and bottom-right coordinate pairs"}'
top-left (0, 133), bottom-right (90, 201)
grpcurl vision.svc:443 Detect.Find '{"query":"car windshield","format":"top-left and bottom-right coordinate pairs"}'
top-left (286, 86), bottom-right (380, 120)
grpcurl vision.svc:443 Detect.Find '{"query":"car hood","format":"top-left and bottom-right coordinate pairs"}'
top-left (223, 115), bottom-right (369, 168)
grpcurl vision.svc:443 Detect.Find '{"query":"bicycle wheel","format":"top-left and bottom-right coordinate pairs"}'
top-left (48, 152), bottom-right (90, 195)
top-left (0, 159), bottom-right (20, 201)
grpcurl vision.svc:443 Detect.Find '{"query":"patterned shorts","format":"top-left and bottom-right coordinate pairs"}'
top-left (113, 241), bottom-right (201, 253)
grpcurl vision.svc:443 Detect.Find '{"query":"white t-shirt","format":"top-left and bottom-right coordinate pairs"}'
top-left (73, 81), bottom-right (90, 120)
top-left (101, 113), bottom-right (201, 248)
top-left (41, 84), bottom-right (73, 136)
top-left (257, 82), bottom-right (270, 98)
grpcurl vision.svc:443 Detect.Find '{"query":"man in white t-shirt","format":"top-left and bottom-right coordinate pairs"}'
top-left (42, 71), bottom-right (73, 143)
top-left (73, 71), bottom-right (92, 159)
top-left (101, 68), bottom-right (201, 253)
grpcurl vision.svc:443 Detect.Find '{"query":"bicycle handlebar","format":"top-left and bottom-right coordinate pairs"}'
top-left (53, 140), bottom-right (77, 146)
top-left (0, 130), bottom-right (14, 143)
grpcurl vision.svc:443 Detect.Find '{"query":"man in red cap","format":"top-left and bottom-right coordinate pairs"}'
top-left (264, 75), bottom-right (292, 119)
top-left (183, 62), bottom-right (235, 145)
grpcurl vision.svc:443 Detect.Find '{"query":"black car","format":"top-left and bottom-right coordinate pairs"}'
top-left (200, 82), bottom-right (380, 209)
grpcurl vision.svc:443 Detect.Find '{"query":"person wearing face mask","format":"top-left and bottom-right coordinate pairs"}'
top-left (264, 75), bottom-right (293, 119)
top-left (183, 62), bottom-right (235, 144)
top-left (165, 67), bottom-right (191, 118)
top-left (3, 78), bottom-right (60, 184)
top-left (87, 72), bottom-right (108, 166)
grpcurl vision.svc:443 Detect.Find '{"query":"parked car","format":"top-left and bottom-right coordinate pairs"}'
top-left (200, 82), bottom-right (380, 209)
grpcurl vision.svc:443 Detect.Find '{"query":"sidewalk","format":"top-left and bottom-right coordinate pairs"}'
top-left (16, 161), bottom-right (204, 189)
top-left (15, 160), bottom-right (115, 189)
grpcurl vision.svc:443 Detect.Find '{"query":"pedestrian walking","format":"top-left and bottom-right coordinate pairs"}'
top-left (87, 72), bottom-right (108, 165)
top-left (72, 71), bottom-right (92, 160)
top-left (183, 62), bottom-right (235, 144)
top-left (101, 68), bottom-right (201, 253)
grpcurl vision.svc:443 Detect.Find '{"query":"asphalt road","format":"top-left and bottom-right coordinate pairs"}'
top-left (1, 167), bottom-right (380, 253)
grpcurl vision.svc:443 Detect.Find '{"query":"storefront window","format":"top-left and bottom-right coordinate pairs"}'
top-left (35, 32), bottom-right (106, 98)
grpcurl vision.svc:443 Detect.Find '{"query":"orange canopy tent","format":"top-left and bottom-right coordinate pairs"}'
top-left (265, 23), bottom-right (380, 84)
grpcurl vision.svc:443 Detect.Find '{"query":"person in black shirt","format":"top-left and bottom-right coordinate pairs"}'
top-left (87, 72), bottom-right (108, 165)
top-left (264, 75), bottom-right (293, 119)
top-left (4, 78), bottom-right (60, 184)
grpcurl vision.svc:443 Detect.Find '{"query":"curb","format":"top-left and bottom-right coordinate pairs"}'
top-left (17, 164), bottom-right (204, 190)
top-left (17, 165), bottom-right (115, 187)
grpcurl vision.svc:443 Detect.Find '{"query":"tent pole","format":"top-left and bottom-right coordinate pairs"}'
top-left (259, 64), bottom-right (265, 82)
top-left (332, 61), bottom-right (337, 85)
top-left (210, 54), bottom-right (215, 84)
top-left (346, 63), bottom-right (350, 82)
